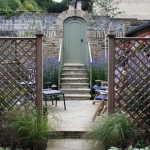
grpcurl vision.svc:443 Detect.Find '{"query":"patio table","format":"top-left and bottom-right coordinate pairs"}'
top-left (43, 89), bottom-right (66, 110)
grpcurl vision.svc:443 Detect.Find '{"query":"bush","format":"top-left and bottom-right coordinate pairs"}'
top-left (43, 56), bottom-right (59, 88)
top-left (109, 145), bottom-right (150, 150)
top-left (0, 147), bottom-right (11, 150)
top-left (2, 103), bottom-right (55, 149)
top-left (0, 0), bottom-right (10, 9)
top-left (7, 0), bottom-right (19, 10)
top-left (83, 54), bottom-right (108, 87)
top-left (87, 113), bottom-right (137, 149)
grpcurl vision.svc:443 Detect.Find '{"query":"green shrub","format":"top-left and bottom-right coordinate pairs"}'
top-left (0, 0), bottom-right (10, 9)
top-left (7, 0), bottom-right (19, 10)
top-left (0, 147), bottom-right (11, 150)
top-left (83, 54), bottom-right (108, 87)
top-left (4, 104), bottom-right (55, 149)
top-left (109, 145), bottom-right (150, 150)
top-left (43, 56), bottom-right (59, 88)
top-left (87, 113), bottom-right (137, 149)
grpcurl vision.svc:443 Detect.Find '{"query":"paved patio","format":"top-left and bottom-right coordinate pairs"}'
top-left (45, 100), bottom-right (102, 150)
top-left (46, 100), bottom-right (98, 131)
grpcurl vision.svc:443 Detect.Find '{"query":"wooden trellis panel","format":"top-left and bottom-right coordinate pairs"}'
top-left (108, 32), bottom-right (150, 132)
top-left (0, 31), bottom-right (43, 117)
top-left (0, 38), bottom-right (37, 115)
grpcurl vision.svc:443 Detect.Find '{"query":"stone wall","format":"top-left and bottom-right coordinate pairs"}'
top-left (0, 11), bottom-right (147, 59)
top-left (116, 0), bottom-right (150, 20)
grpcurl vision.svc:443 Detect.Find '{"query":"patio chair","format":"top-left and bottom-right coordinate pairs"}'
top-left (92, 70), bottom-right (127, 121)
top-left (92, 80), bottom-right (108, 105)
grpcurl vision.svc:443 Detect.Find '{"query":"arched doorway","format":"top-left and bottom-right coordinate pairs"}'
top-left (63, 17), bottom-right (86, 63)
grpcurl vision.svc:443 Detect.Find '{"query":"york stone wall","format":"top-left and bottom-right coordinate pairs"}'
top-left (0, 11), bottom-right (146, 59)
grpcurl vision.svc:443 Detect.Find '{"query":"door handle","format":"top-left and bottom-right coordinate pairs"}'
top-left (81, 39), bottom-right (83, 42)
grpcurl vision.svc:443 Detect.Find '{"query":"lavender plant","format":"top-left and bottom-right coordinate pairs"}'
top-left (43, 56), bottom-right (59, 88)
top-left (83, 54), bottom-right (108, 87)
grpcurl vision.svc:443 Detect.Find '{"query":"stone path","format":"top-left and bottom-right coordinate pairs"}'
top-left (45, 100), bottom-right (102, 150)
top-left (47, 139), bottom-right (104, 150)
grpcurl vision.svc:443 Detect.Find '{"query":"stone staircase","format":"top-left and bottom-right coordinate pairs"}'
top-left (60, 63), bottom-right (91, 100)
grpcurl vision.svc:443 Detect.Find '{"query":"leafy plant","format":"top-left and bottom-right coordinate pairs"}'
top-left (109, 145), bottom-right (150, 150)
top-left (43, 105), bottom-right (48, 116)
top-left (83, 54), bottom-right (108, 87)
top-left (0, 147), bottom-right (11, 150)
top-left (88, 0), bottom-right (124, 30)
top-left (4, 104), bottom-right (55, 149)
top-left (87, 113), bottom-right (137, 149)
top-left (43, 56), bottom-right (59, 88)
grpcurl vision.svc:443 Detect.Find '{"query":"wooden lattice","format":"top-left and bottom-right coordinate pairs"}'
top-left (0, 38), bottom-right (37, 115)
top-left (114, 38), bottom-right (150, 131)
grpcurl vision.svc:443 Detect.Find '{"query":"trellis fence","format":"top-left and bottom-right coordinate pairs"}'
top-left (0, 23), bottom-right (43, 117)
top-left (108, 24), bottom-right (150, 132)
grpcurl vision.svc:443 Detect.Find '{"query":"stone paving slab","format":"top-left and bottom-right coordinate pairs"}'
top-left (46, 100), bottom-right (99, 131)
top-left (47, 139), bottom-right (104, 150)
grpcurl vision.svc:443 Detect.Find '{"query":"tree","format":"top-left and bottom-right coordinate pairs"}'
top-left (0, 0), bottom-right (10, 9)
top-left (35, 0), bottom-right (53, 11)
top-left (88, 0), bottom-right (124, 57)
top-left (48, 0), bottom-right (71, 13)
top-left (90, 0), bottom-right (124, 30)
top-left (7, 0), bottom-right (20, 10)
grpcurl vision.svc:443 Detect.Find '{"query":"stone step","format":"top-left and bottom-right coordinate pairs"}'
top-left (60, 94), bottom-right (91, 100)
top-left (60, 63), bottom-right (90, 100)
top-left (61, 73), bottom-right (86, 78)
top-left (61, 78), bottom-right (89, 83)
top-left (60, 88), bottom-right (90, 94)
top-left (62, 69), bottom-right (85, 74)
top-left (63, 63), bottom-right (84, 69)
top-left (60, 83), bottom-right (89, 89)
top-left (46, 138), bottom-right (103, 150)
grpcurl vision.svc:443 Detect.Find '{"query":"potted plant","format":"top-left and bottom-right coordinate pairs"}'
top-left (87, 113), bottom-right (137, 150)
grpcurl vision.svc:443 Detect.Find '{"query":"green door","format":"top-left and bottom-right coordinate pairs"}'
top-left (64, 17), bottom-right (86, 63)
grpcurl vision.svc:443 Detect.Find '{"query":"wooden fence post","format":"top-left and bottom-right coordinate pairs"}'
top-left (35, 22), bottom-right (43, 113)
top-left (107, 22), bottom-right (116, 115)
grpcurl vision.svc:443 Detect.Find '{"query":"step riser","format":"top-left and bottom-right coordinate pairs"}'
top-left (60, 97), bottom-right (91, 100)
top-left (61, 79), bottom-right (89, 83)
top-left (52, 131), bottom-right (87, 138)
top-left (62, 90), bottom-right (90, 95)
top-left (61, 74), bottom-right (86, 78)
top-left (61, 84), bottom-right (89, 89)
top-left (63, 66), bottom-right (84, 70)
top-left (62, 70), bottom-right (85, 74)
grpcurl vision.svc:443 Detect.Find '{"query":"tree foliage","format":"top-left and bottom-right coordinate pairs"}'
top-left (0, 0), bottom-right (40, 11)
top-left (47, 0), bottom-right (71, 13)
top-left (0, 0), bottom-right (10, 9)
top-left (0, 0), bottom-right (71, 16)
top-left (89, 0), bottom-right (124, 30)
top-left (92, 0), bottom-right (123, 18)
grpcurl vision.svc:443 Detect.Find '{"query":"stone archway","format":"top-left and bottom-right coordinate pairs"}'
top-left (55, 9), bottom-right (93, 43)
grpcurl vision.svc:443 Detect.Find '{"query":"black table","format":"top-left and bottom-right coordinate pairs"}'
top-left (43, 89), bottom-right (66, 110)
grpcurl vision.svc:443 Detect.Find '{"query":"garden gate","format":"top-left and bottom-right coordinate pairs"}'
top-left (107, 24), bottom-right (150, 132)
top-left (0, 23), bottom-right (43, 117)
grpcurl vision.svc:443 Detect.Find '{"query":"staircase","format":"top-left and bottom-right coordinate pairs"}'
top-left (60, 63), bottom-right (91, 100)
